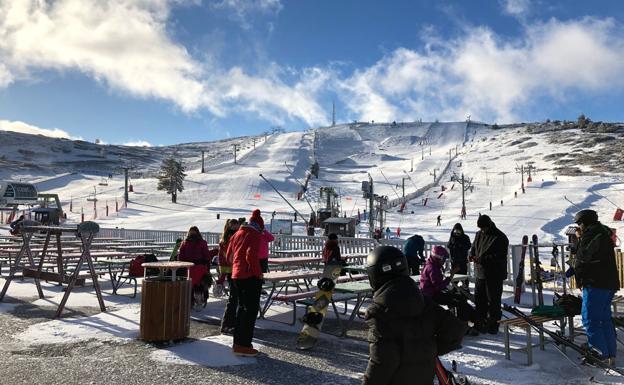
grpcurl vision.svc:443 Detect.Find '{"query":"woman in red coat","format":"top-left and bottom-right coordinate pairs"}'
top-left (226, 210), bottom-right (263, 357)
top-left (178, 226), bottom-right (217, 306)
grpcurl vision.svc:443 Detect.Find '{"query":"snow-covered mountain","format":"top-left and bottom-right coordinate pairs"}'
top-left (1, 120), bottom-right (623, 244)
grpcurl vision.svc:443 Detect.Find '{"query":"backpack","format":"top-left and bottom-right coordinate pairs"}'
top-left (128, 253), bottom-right (159, 277)
top-left (553, 293), bottom-right (582, 316)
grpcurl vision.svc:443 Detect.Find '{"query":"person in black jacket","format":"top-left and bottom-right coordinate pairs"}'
top-left (573, 209), bottom-right (619, 362)
top-left (447, 223), bottom-right (471, 291)
top-left (469, 215), bottom-right (509, 334)
top-left (362, 246), bottom-right (467, 385)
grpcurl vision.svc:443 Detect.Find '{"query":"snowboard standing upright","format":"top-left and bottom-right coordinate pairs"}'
top-left (514, 235), bottom-right (529, 304)
top-left (532, 234), bottom-right (543, 306)
top-left (296, 262), bottom-right (342, 350)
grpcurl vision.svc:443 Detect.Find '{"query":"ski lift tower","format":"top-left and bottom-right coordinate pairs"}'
top-left (317, 187), bottom-right (340, 224)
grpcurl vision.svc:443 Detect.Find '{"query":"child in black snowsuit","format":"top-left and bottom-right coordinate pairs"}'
top-left (362, 246), bottom-right (467, 385)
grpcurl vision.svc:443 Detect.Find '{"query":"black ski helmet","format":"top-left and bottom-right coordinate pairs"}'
top-left (574, 209), bottom-right (598, 226)
top-left (366, 246), bottom-right (409, 291)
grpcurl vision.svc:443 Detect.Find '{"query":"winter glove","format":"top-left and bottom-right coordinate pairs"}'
top-left (212, 283), bottom-right (225, 298)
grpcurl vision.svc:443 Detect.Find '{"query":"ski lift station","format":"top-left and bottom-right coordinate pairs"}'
top-left (0, 181), bottom-right (38, 207)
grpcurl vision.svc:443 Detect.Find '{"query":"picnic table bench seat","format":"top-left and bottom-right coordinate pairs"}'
top-left (499, 313), bottom-right (574, 365)
top-left (612, 295), bottom-right (624, 314)
top-left (271, 289), bottom-right (361, 325)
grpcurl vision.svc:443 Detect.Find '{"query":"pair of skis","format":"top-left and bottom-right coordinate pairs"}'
top-left (504, 304), bottom-right (624, 377)
top-left (513, 234), bottom-right (543, 305)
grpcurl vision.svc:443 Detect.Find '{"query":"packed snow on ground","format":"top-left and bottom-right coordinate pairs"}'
top-left (151, 335), bottom-right (260, 367)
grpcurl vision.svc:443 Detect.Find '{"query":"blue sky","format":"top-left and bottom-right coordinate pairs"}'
top-left (1, 0), bottom-right (623, 145)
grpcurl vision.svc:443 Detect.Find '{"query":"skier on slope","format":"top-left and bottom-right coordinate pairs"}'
top-left (362, 246), bottom-right (467, 385)
top-left (573, 209), bottom-right (620, 365)
top-left (469, 214), bottom-right (509, 334)
top-left (420, 246), bottom-right (480, 336)
top-left (402, 233), bottom-right (425, 275)
top-left (447, 223), bottom-right (472, 291)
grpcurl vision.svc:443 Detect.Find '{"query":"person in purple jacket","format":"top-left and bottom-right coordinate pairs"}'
top-left (420, 245), bottom-right (480, 336)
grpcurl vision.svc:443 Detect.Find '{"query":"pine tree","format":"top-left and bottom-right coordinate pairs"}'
top-left (157, 157), bottom-right (186, 203)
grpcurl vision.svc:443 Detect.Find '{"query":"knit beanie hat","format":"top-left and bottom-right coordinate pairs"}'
top-left (431, 245), bottom-right (449, 260)
top-left (250, 209), bottom-right (264, 230)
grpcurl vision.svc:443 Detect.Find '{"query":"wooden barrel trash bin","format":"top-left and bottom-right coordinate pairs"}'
top-left (139, 262), bottom-right (193, 342)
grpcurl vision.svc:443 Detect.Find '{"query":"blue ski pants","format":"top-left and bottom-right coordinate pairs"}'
top-left (582, 287), bottom-right (617, 358)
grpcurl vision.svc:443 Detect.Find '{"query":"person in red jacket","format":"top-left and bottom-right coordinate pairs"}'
top-left (216, 218), bottom-right (240, 334)
top-left (322, 233), bottom-right (344, 265)
top-left (178, 226), bottom-right (217, 307)
top-left (253, 209), bottom-right (274, 273)
top-left (227, 210), bottom-right (263, 357)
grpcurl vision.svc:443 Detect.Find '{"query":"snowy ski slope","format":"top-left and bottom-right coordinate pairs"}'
top-left (1, 121), bottom-right (622, 245)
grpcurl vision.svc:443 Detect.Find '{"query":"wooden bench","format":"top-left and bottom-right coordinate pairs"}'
top-left (500, 314), bottom-right (573, 365)
top-left (272, 290), bottom-right (360, 325)
top-left (336, 274), bottom-right (367, 283)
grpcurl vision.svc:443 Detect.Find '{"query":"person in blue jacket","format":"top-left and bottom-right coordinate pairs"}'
top-left (402, 233), bottom-right (425, 275)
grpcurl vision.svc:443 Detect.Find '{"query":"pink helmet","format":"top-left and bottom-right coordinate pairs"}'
top-left (431, 245), bottom-right (449, 260)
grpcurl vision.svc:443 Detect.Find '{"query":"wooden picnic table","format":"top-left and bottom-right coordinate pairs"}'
top-left (95, 256), bottom-right (168, 297)
top-left (0, 223), bottom-right (106, 318)
top-left (342, 253), bottom-right (369, 264)
top-left (260, 269), bottom-right (323, 317)
top-left (113, 245), bottom-right (167, 252)
top-left (272, 249), bottom-right (321, 257)
top-left (64, 251), bottom-right (135, 259)
top-left (333, 274), bottom-right (470, 336)
top-left (151, 241), bottom-right (177, 246)
top-left (111, 238), bottom-right (156, 243)
top-left (0, 246), bottom-right (81, 254)
top-left (267, 256), bottom-right (322, 269)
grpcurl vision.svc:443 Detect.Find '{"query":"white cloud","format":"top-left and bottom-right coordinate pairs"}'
top-left (502, 0), bottom-right (531, 18)
top-left (123, 140), bottom-right (152, 147)
top-left (0, 0), bottom-right (326, 126)
top-left (0, 119), bottom-right (73, 138)
top-left (0, 63), bottom-right (12, 87)
top-left (211, 0), bottom-right (282, 29)
top-left (337, 18), bottom-right (624, 123)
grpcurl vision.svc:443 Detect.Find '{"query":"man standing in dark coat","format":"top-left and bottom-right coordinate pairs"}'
top-left (402, 233), bottom-right (425, 275)
top-left (573, 209), bottom-right (619, 362)
top-left (362, 246), bottom-right (466, 385)
top-left (447, 223), bottom-right (471, 290)
top-left (469, 215), bottom-right (509, 334)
